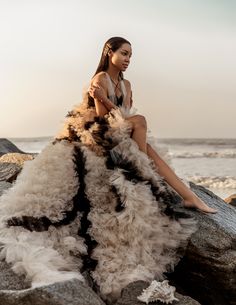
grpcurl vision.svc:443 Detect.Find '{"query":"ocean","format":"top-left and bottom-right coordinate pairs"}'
top-left (9, 137), bottom-right (236, 200)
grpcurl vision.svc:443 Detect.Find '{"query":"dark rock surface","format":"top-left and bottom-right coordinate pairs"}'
top-left (0, 138), bottom-right (25, 156)
top-left (0, 261), bottom-right (199, 305)
top-left (225, 193), bottom-right (236, 207)
top-left (169, 182), bottom-right (236, 305)
top-left (0, 139), bottom-right (34, 182)
top-left (0, 162), bottom-right (21, 182)
top-left (115, 281), bottom-right (201, 305)
top-left (0, 276), bottom-right (105, 305)
top-left (0, 261), bottom-right (30, 290)
top-left (0, 256), bottom-right (105, 305)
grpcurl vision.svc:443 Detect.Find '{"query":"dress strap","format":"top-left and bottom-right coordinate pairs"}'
top-left (104, 72), bottom-right (127, 105)
top-left (120, 79), bottom-right (127, 100)
top-left (105, 72), bottom-right (116, 103)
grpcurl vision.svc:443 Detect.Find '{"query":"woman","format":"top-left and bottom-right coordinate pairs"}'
top-left (0, 36), bottom-right (216, 304)
top-left (88, 36), bottom-right (217, 214)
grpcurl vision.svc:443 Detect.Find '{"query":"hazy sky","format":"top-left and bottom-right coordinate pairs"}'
top-left (0, 0), bottom-right (235, 138)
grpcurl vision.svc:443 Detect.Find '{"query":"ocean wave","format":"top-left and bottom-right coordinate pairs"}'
top-left (170, 151), bottom-right (236, 158)
top-left (159, 138), bottom-right (236, 146)
top-left (187, 176), bottom-right (236, 189)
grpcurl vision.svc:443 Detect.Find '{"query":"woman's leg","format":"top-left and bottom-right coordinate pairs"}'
top-left (126, 115), bottom-right (217, 213)
top-left (146, 144), bottom-right (217, 213)
top-left (126, 115), bottom-right (147, 153)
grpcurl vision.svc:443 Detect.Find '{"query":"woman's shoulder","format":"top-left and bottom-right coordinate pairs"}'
top-left (91, 71), bottom-right (108, 84)
top-left (123, 78), bottom-right (131, 87)
top-left (123, 78), bottom-right (131, 93)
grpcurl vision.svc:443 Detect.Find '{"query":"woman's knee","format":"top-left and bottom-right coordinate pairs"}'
top-left (132, 115), bottom-right (147, 129)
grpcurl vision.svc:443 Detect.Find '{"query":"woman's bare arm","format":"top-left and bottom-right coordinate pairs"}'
top-left (123, 79), bottom-right (133, 109)
top-left (89, 73), bottom-right (117, 117)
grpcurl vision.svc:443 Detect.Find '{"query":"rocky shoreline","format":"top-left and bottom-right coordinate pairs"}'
top-left (0, 138), bottom-right (235, 305)
top-left (0, 138), bottom-right (26, 157)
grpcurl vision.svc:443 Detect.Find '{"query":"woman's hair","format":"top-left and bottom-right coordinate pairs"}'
top-left (93, 37), bottom-right (131, 80)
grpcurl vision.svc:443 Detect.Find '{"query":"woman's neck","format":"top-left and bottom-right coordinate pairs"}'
top-left (106, 66), bottom-right (121, 82)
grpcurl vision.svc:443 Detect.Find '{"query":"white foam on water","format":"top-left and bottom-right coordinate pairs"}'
top-left (188, 176), bottom-right (236, 189)
top-left (170, 151), bottom-right (236, 158)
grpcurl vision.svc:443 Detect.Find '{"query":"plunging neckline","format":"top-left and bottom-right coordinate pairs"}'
top-left (104, 71), bottom-right (126, 106)
top-left (105, 72), bottom-right (122, 97)
top-left (107, 94), bottom-right (123, 107)
top-left (111, 79), bottom-right (122, 97)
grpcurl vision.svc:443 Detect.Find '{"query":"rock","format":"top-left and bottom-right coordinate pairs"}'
top-left (114, 281), bottom-right (201, 305)
top-left (0, 261), bottom-right (30, 290)
top-left (224, 194), bottom-right (236, 207)
top-left (0, 152), bottom-right (34, 183)
top-left (0, 138), bottom-right (25, 156)
top-left (169, 182), bottom-right (236, 305)
top-left (0, 163), bottom-right (21, 182)
top-left (0, 261), bottom-right (105, 305)
top-left (0, 274), bottom-right (105, 305)
top-left (0, 181), bottom-right (12, 196)
top-left (0, 139), bottom-right (33, 183)
top-left (0, 153), bottom-right (34, 166)
top-left (0, 263), bottom-right (202, 305)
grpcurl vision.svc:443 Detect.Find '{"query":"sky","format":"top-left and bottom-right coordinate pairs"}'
top-left (0, 0), bottom-right (235, 138)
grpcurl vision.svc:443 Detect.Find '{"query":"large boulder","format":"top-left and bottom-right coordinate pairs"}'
top-left (0, 261), bottom-right (105, 305)
top-left (0, 138), bottom-right (25, 156)
top-left (0, 162), bottom-right (21, 182)
top-left (115, 281), bottom-right (201, 305)
top-left (0, 261), bottom-right (30, 290)
top-left (169, 182), bottom-right (236, 305)
top-left (0, 261), bottom-right (200, 305)
top-left (0, 152), bottom-right (34, 182)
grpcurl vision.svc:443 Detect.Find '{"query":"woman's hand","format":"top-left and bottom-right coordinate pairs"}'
top-left (88, 82), bottom-right (106, 102)
top-left (88, 80), bottom-right (118, 113)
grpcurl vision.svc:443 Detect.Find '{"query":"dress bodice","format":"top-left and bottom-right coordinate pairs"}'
top-left (105, 72), bottom-right (127, 107)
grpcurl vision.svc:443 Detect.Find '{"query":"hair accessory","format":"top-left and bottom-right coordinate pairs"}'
top-left (103, 44), bottom-right (111, 56)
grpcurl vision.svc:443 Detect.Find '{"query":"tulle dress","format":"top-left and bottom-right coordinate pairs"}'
top-left (0, 72), bottom-right (197, 304)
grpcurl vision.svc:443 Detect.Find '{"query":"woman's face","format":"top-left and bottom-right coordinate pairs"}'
top-left (109, 43), bottom-right (132, 72)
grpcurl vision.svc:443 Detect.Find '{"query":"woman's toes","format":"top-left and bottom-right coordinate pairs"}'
top-left (182, 199), bottom-right (217, 214)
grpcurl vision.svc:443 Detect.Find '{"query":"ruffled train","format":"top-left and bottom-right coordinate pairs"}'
top-left (0, 93), bottom-right (197, 303)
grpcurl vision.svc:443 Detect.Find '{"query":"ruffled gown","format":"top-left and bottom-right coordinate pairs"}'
top-left (0, 73), bottom-right (197, 303)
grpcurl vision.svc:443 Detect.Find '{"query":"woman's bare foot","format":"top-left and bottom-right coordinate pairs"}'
top-left (182, 197), bottom-right (217, 214)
